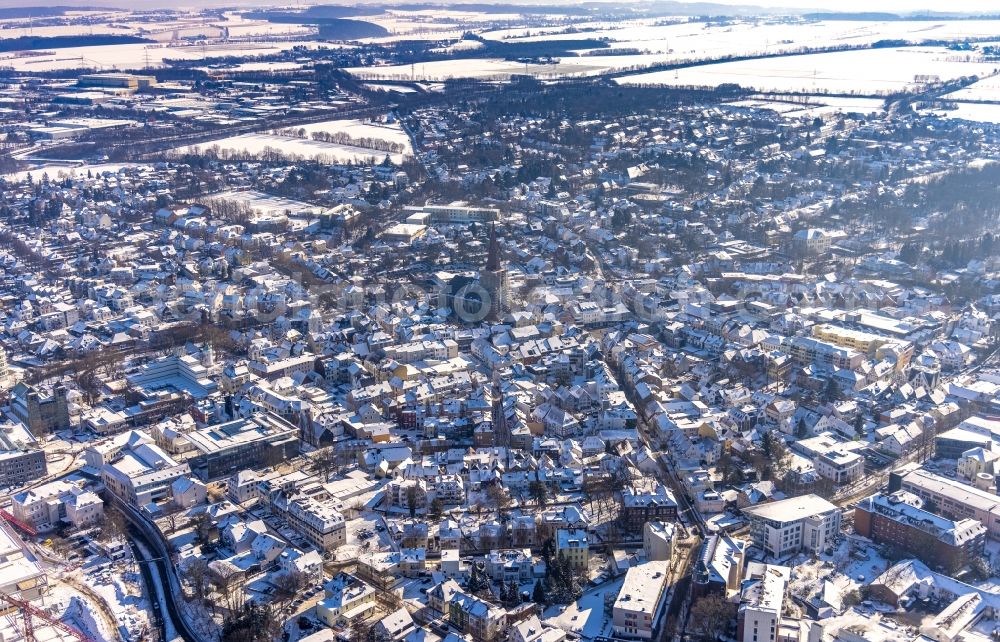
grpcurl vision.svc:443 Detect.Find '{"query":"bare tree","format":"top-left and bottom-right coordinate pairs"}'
top-left (314, 446), bottom-right (337, 481)
top-left (272, 570), bottom-right (305, 613)
top-left (183, 558), bottom-right (210, 603)
top-left (486, 483), bottom-right (512, 514)
top-left (348, 614), bottom-right (373, 642)
top-left (216, 570), bottom-right (246, 614)
top-left (688, 594), bottom-right (736, 641)
top-left (98, 506), bottom-right (128, 543)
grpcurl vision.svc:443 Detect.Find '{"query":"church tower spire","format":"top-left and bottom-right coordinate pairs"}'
top-left (485, 222), bottom-right (502, 271)
top-left (480, 222), bottom-right (509, 321)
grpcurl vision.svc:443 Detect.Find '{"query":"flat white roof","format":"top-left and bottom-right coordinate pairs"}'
top-left (743, 494), bottom-right (837, 523)
top-left (614, 560), bottom-right (669, 614)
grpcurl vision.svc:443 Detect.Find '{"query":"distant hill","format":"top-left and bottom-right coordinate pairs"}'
top-left (0, 34), bottom-right (153, 52)
top-left (0, 7), bottom-right (83, 18)
top-left (302, 6), bottom-right (376, 19)
top-left (1, 1), bottom-right (997, 19)
top-left (245, 11), bottom-right (389, 39)
top-left (243, 7), bottom-right (376, 21)
top-left (317, 19), bottom-right (391, 40)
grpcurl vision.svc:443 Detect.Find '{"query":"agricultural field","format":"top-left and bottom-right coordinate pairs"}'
top-left (615, 47), bottom-right (999, 95)
top-left (481, 18), bottom-right (1000, 59)
top-left (0, 10), bottom-right (314, 41)
top-left (0, 39), bottom-right (340, 72)
top-left (943, 71), bottom-right (1000, 102)
top-left (345, 53), bottom-right (677, 81)
top-left (923, 103), bottom-right (1000, 124)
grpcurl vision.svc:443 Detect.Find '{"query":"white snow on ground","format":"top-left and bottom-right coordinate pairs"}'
top-left (0, 583), bottom-right (106, 642)
top-left (65, 595), bottom-right (104, 640)
top-left (817, 609), bottom-right (921, 642)
top-left (542, 576), bottom-right (624, 639)
top-left (615, 47), bottom-right (998, 95)
top-left (76, 550), bottom-right (152, 640)
top-left (0, 41), bottom-right (345, 72)
top-left (4, 163), bottom-right (149, 182)
top-left (133, 538), bottom-right (178, 641)
top-left (346, 54), bottom-right (676, 81)
top-left (728, 95), bottom-right (886, 120)
top-left (178, 118), bottom-right (412, 166)
top-left (786, 535), bottom-right (892, 605)
top-left (291, 119), bottom-right (412, 153)
top-left (944, 72), bottom-right (1000, 102)
top-left (365, 83), bottom-right (419, 93)
top-left (481, 19), bottom-right (1000, 60)
top-left (337, 513), bottom-right (394, 561)
top-left (923, 103), bottom-right (1000, 125)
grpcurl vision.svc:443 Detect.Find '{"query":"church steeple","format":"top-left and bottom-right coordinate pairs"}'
top-left (480, 221), bottom-right (508, 322)
top-left (485, 222), bottom-right (502, 271)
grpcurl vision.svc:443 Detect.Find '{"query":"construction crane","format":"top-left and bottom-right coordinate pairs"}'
top-left (0, 509), bottom-right (37, 537)
top-left (0, 590), bottom-right (98, 642)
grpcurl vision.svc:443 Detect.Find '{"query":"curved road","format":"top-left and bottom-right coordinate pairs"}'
top-left (106, 492), bottom-right (203, 642)
top-left (127, 530), bottom-right (168, 642)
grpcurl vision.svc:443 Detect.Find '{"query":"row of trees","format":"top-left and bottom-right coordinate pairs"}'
top-left (273, 126), bottom-right (406, 154)
top-left (172, 143), bottom-right (391, 167)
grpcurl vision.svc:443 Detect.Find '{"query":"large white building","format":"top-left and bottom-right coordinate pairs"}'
top-left (12, 479), bottom-right (104, 532)
top-left (815, 449), bottom-right (864, 485)
top-left (404, 202), bottom-right (500, 224)
top-left (281, 492), bottom-right (346, 551)
top-left (100, 439), bottom-right (190, 508)
top-left (743, 494), bottom-right (840, 558)
top-left (612, 560), bottom-right (670, 640)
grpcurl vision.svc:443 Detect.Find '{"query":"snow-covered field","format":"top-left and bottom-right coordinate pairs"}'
top-left (4, 162), bottom-right (146, 182)
top-left (295, 118), bottom-right (412, 149)
top-left (347, 53), bottom-right (677, 81)
top-left (365, 83), bottom-right (419, 93)
top-left (179, 118), bottom-right (411, 165)
top-left (360, 8), bottom-right (524, 43)
top-left (616, 47), bottom-right (998, 95)
top-left (729, 95), bottom-right (886, 119)
top-left (196, 61), bottom-right (307, 73)
top-left (784, 96), bottom-right (887, 118)
top-left (483, 18), bottom-right (1000, 59)
top-left (342, 17), bottom-right (1000, 83)
top-left (0, 40), bottom-right (342, 72)
top-left (944, 73), bottom-right (1000, 102)
top-left (925, 103), bottom-right (1000, 124)
top-left (208, 190), bottom-right (321, 217)
top-left (0, 11), bottom-right (314, 41)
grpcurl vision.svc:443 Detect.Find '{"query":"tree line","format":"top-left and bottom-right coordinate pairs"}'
top-left (273, 126), bottom-right (407, 154)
